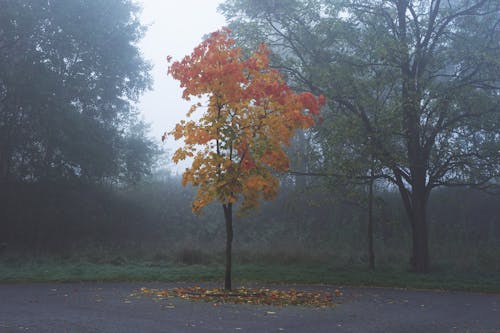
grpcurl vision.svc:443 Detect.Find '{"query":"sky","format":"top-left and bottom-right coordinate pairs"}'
top-left (137, 0), bottom-right (227, 171)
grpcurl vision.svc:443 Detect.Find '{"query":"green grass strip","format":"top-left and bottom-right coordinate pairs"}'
top-left (1, 261), bottom-right (498, 293)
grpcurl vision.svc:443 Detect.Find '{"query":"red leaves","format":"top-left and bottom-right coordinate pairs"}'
top-left (318, 94), bottom-right (326, 106)
top-left (300, 92), bottom-right (322, 115)
top-left (241, 155), bottom-right (256, 171)
top-left (139, 286), bottom-right (341, 307)
top-left (165, 27), bottom-right (324, 213)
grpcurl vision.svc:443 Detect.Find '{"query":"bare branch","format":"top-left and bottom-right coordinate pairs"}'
top-left (427, 0), bottom-right (489, 57)
top-left (289, 169), bottom-right (389, 181)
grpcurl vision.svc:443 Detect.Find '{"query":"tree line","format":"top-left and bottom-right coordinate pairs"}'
top-left (0, 0), bottom-right (156, 185)
top-left (0, 0), bottom-right (498, 279)
top-left (220, 0), bottom-right (500, 272)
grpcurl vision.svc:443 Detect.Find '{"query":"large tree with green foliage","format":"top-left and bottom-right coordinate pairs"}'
top-left (0, 0), bottom-right (154, 184)
top-left (221, 0), bottom-right (500, 272)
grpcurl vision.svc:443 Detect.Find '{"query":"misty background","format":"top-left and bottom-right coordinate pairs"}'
top-left (0, 0), bottom-right (499, 275)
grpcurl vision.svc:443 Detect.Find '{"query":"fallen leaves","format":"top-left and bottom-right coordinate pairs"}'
top-left (136, 286), bottom-right (341, 307)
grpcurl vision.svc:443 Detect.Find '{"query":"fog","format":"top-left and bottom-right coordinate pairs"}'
top-left (137, 0), bottom-right (226, 173)
top-left (0, 0), bottom-right (498, 283)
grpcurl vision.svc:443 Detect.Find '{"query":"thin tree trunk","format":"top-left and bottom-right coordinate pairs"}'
top-left (295, 130), bottom-right (307, 190)
top-left (223, 203), bottom-right (233, 290)
top-left (367, 168), bottom-right (375, 271)
top-left (0, 142), bottom-right (8, 183)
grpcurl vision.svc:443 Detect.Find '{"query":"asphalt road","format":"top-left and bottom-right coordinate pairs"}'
top-left (0, 282), bottom-right (499, 332)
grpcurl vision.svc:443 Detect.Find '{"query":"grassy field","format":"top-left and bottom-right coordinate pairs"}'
top-left (1, 258), bottom-right (499, 293)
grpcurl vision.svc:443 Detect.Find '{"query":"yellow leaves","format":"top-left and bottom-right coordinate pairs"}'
top-left (140, 287), bottom-right (152, 294)
top-left (192, 199), bottom-right (207, 215)
top-left (185, 128), bottom-right (211, 145)
top-left (171, 123), bottom-right (184, 141)
top-left (223, 159), bottom-right (233, 169)
top-left (244, 175), bottom-right (266, 190)
top-left (165, 28), bottom-right (323, 214)
top-left (187, 104), bottom-right (197, 117)
top-left (138, 286), bottom-right (341, 307)
top-left (243, 173), bottom-right (275, 196)
top-left (227, 194), bottom-right (238, 204)
top-left (172, 148), bottom-right (193, 163)
top-left (261, 150), bottom-right (289, 171)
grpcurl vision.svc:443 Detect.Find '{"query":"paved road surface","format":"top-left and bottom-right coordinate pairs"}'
top-left (0, 282), bottom-right (499, 332)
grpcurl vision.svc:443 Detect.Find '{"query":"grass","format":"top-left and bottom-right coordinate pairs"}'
top-left (1, 258), bottom-right (499, 293)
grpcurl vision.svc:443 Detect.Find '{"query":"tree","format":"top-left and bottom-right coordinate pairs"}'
top-left (166, 28), bottom-right (323, 289)
top-left (0, 0), bottom-right (153, 184)
top-left (221, 0), bottom-right (500, 272)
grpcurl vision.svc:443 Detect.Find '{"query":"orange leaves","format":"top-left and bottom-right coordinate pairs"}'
top-left (299, 92), bottom-right (322, 116)
top-left (244, 175), bottom-right (267, 191)
top-left (240, 156), bottom-right (256, 171)
top-left (165, 27), bottom-right (323, 213)
top-left (139, 286), bottom-right (341, 307)
top-left (167, 28), bottom-right (245, 102)
top-left (261, 150), bottom-right (289, 171)
top-left (318, 94), bottom-right (326, 107)
top-left (172, 148), bottom-right (192, 163)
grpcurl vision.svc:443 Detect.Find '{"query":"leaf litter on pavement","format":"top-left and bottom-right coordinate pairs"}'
top-left (135, 286), bottom-right (343, 307)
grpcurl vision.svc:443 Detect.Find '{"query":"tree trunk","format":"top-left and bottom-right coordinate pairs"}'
top-left (396, 0), bottom-right (431, 274)
top-left (0, 142), bottom-right (8, 183)
top-left (223, 203), bottom-right (233, 290)
top-left (367, 170), bottom-right (375, 271)
top-left (394, 169), bottom-right (430, 273)
top-left (294, 130), bottom-right (307, 190)
top-left (410, 182), bottom-right (429, 272)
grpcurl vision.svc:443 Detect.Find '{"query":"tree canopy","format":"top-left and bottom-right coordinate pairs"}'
top-left (167, 28), bottom-right (323, 214)
top-left (0, 0), bottom-right (155, 184)
top-left (221, 0), bottom-right (500, 272)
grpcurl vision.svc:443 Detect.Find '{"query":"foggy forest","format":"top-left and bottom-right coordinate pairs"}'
top-left (1, 0), bottom-right (499, 296)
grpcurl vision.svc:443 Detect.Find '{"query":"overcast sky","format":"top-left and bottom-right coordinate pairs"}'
top-left (137, 0), bottom-right (226, 171)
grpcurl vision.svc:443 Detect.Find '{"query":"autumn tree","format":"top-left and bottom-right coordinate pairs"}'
top-left (166, 28), bottom-right (323, 290)
top-left (221, 0), bottom-right (500, 273)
